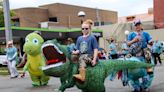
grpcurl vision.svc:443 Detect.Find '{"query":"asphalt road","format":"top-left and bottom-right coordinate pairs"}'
top-left (0, 63), bottom-right (164, 92)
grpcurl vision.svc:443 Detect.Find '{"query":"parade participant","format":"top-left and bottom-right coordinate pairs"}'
top-left (72, 19), bottom-right (99, 82)
top-left (108, 38), bottom-right (118, 59)
top-left (66, 38), bottom-right (78, 62)
top-left (152, 40), bottom-right (162, 65)
top-left (127, 19), bottom-right (154, 92)
top-left (67, 38), bottom-right (76, 54)
top-left (98, 48), bottom-right (107, 60)
top-left (21, 32), bottom-right (49, 86)
top-left (121, 40), bottom-right (129, 57)
top-left (6, 40), bottom-right (19, 78)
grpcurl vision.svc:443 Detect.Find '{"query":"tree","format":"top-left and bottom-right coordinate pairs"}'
top-left (0, 7), bottom-right (14, 27)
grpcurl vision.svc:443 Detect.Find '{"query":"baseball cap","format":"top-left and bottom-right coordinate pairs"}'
top-left (133, 19), bottom-right (142, 26)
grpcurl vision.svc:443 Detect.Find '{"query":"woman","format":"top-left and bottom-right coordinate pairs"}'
top-left (108, 38), bottom-right (118, 59)
top-left (72, 19), bottom-right (99, 82)
top-left (6, 40), bottom-right (19, 78)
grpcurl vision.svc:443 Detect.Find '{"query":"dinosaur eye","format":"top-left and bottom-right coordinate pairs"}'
top-left (33, 38), bottom-right (39, 44)
top-left (25, 38), bottom-right (29, 42)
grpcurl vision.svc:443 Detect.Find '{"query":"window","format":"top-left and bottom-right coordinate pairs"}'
top-left (94, 22), bottom-right (100, 26)
top-left (12, 18), bottom-right (20, 27)
top-left (101, 21), bottom-right (104, 25)
top-left (94, 21), bottom-right (105, 26)
top-left (49, 17), bottom-right (58, 22)
top-left (126, 16), bottom-right (135, 22)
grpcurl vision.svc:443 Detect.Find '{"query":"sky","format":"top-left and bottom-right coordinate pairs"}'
top-left (9, 0), bottom-right (153, 17)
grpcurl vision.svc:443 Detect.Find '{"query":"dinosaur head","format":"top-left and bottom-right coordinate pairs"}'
top-left (23, 32), bottom-right (44, 56)
top-left (41, 39), bottom-right (70, 77)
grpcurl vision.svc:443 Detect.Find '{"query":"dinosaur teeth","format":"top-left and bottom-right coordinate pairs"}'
top-left (41, 43), bottom-right (63, 54)
top-left (53, 45), bottom-right (63, 54)
top-left (42, 62), bottom-right (63, 70)
top-left (41, 43), bottom-right (54, 49)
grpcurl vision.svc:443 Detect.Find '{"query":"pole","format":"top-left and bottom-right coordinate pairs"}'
top-left (96, 7), bottom-right (101, 26)
top-left (3, 0), bottom-right (13, 43)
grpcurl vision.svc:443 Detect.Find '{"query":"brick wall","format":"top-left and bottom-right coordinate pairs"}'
top-left (154, 0), bottom-right (164, 28)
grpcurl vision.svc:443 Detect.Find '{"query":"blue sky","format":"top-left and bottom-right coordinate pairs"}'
top-left (9, 0), bottom-right (153, 17)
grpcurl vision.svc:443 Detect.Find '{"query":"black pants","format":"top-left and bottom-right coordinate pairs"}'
top-left (152, 53), bottom-right (162, 65)
top-left (111, 54), bottom-right (118, 59)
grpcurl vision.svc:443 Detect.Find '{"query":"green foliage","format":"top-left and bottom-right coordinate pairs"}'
top-left (0, 8), bottom-right (4, 27)
top-left (0, 8), bottom-right (15, 27)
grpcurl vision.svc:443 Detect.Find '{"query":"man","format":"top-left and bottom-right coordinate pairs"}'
top-left (127, 19), bottom-right (154, 92)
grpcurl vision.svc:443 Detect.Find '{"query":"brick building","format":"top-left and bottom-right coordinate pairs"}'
top-left (154, 0), bottom-right (164, 28)
top-left (12, 3), bottom-right (117, 28)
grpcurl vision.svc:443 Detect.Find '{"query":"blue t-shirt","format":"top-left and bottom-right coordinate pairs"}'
top-left (109, 42), bottom-right (117, 55)
top-left (67, 43), bottom-right (76, 54)
top-left (128, 31), bottom-right (152, 48)
top-left (76, 35), bottom-right (99, 54)
top-left (152, 41), bottom-right (163, 54)
top-left (6, 46), bottom-right (17, 61)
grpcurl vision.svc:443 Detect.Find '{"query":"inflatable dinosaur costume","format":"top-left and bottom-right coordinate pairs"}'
top-left (41, 39), bottom-right (153, 92)
top-left (118, 49), bottom-right (154, 92)
top-left (22, 32), bottom-right (49, 86)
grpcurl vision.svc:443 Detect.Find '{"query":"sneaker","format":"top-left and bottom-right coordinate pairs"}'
top-left (10, 75), bottom-right (18, 79)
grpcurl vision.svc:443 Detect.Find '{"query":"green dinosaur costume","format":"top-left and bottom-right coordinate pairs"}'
top-left (23, 32), bottom-right (49, 86)
top-left (41, 39), bottom-right (153, 92)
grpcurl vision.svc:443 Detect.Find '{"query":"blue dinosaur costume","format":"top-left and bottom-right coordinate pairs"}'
top-left (117, 56), bottom-right (154, 92)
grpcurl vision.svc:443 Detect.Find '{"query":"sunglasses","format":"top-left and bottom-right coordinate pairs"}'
top-left (81, 28), bottom-right (89, 30)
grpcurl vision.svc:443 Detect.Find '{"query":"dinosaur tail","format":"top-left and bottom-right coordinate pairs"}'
top-left (99, 60), bottom-right (154, 77)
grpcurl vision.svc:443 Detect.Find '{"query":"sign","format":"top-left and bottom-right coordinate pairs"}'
top-left (91, 32), bottom-right (102, 37)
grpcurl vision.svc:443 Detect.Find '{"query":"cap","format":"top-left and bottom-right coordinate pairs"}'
top-left (133, 19), bottom-right (142, 26)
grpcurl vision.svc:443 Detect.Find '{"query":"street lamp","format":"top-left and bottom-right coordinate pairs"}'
top-left (124, 30), bottom-right (130, 41)
top-left (78, 11), bottom-right (86, 24)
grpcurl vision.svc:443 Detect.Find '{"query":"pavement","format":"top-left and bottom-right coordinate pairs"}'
top-left (0, 62), bottom-right (164, 92)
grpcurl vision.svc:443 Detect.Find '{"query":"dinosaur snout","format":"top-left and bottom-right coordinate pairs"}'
top-left (23, 43), bottom-right (33, 54)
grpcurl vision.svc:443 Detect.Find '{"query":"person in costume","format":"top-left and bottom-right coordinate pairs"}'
top-left (127, 19), bottom-right (154, 92)
top-left (21, 32), bottom-right (49, 86)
